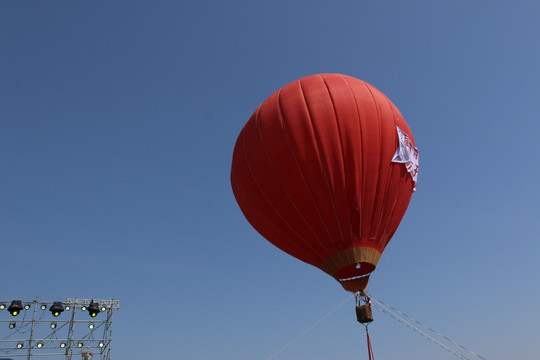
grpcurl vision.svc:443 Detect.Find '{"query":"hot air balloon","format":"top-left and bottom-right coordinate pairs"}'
top-left (231, 73), bottom-right (418, 293)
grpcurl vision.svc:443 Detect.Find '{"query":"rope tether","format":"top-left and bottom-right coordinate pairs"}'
top-left (365, 325), bottom-right (375, 360)
top-left (367, 293), bottom-right (487, 360)
top-left (266, 294), bottom-right (354, 360)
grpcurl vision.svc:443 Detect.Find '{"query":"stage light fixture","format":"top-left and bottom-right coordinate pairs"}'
top-left (16, 342), bottom-right (24, 349)
top-left (81, 305), bottom-right (87, 311)
top-left (49, 302), bottom-right (64, 317)
top-left (88, 323), bottom-right (95, 329)
top-left (9, 322), bottom-right (16, 329)
top-left (40, 304), bottom-right (47, 310)
top-left (37, 342), bottom-right (44, 348)
top-left (0, 303), bottom-right (5, 310)
top-left (65, 305), bottom-right (71, 311)
top-left (8, 300), bottom-right (23, 316)
top-left (99, 342), bottom-right (105, 348)
top-left (88, 300), bottom-right (100, 317)
top-left (100, 305), bottom-right (106, 312)
top-left (60, 342), bottom-right (66, 348)
top-left (77, 342), bottom-right (84, 348)
top-left (24, 303), bottom-right (31, 310)
top-left (50, 322), bottom-right (57, 329)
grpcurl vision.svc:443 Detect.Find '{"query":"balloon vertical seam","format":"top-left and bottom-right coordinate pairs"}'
top-left (254, 89), bottom-right (329, 263)
top-left (341, 75), bottom-right (365, 239)
top-left (358, 81), bottom-right (380, 243)
top-left (297, 77), bottom-right (349, 267)
top-left (275, 87), bottom-right (341, 267)
top-left (240, 107), bottom-right (316, 260)
top-left (319, 74), bottom-right (355, 259)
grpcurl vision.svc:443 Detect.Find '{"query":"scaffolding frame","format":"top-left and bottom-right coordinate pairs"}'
top-left (0, 298), bottom-right (119, 360)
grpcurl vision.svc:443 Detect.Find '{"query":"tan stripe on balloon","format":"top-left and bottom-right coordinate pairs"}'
top-left (319, 247), bottom-right (382, 277)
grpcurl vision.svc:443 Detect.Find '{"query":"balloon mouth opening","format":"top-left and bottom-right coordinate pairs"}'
top-left (335, 262), bottom-right (375, 281)
top-left (338, 273), bottom-right (371, 282)
top-left (337, 273), bottom-right (371, 292)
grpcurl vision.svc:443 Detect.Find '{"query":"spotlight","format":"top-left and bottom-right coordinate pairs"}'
top-left (100, 306), bottom-right (107, 312)
top-left (9, 322), bottom-right (16, 329)
top-left (77, 342), bottom-right (84, 348)
top-left (40, 304), bottom-right (47, 310)
top-left (50, 322), bottom-right (57, 329)
top-left (8, 300), bottom-right (23, 316)
top-left (99, 342), bottom-right (105, 348)
top-left (24, 304), bottom-right (31, 310)
top-left (16, 342), bottom-right (24, 349)
top-left (49, 302), bottom-right (64, 317)
top-left (0, 303), bottom-right (5, 310)
top-left (65, 305), bottom-right (71, 311)
top-left (81, 305), bottom-right (87, 311)
top-left (88, 323), bottom-right (95, 329)
top-left (37, 342), bottom-right (44, 348)
top-left (87, 300), bottom-right (100, 317)
top-left (60, 342), bottom-right (66, 348)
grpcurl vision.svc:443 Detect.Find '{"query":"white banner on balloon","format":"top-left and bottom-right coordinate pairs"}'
top-left (392, 126), bottom-right (419, 191)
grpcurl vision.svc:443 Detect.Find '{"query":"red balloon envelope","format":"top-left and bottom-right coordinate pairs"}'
top-left (231, 74), bottom-right (418, 292)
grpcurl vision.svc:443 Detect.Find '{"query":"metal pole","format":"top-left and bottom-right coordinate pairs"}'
top-left (103, 307), bottom-right (113, 360)
top-left (27, 298), bottom-right (39, 360)
top-left (65, 301), bottom-right (77, 360)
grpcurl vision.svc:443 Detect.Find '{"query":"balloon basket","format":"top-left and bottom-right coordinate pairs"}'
top-left (356, 304), bottom-right (373, 324)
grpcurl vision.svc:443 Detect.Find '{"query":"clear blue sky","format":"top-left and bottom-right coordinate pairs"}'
top-left (1, 1), bottom-right (539, 359)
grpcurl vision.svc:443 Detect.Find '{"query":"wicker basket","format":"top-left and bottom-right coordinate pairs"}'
top-left (355, 305), bottom-right (373, 323)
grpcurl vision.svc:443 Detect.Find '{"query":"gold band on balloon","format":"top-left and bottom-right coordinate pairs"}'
top-left (319, 246), bottom-right (382, 277)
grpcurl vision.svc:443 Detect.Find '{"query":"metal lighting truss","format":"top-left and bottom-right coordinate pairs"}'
top-left (0, 298), bottom-right (119, 360)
